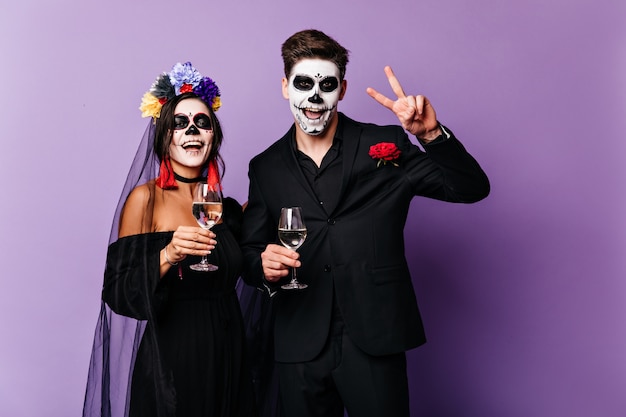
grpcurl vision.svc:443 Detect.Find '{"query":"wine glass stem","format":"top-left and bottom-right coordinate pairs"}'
top-left (291, 267), bottom-right (297, 284)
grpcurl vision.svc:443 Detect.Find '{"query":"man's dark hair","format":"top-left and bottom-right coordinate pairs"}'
top-left (281, 29), bottom-right (350, 80)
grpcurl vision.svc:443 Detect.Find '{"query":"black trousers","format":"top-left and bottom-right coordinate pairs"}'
top-left (277, 313), bottom-right (410, 417)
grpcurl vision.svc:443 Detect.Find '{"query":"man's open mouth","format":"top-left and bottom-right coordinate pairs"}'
top-left (301, 107), bottom-right (327, 120)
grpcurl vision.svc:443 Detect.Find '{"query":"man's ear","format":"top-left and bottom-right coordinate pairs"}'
top-left (339, 79), bottom-right (347, 100)
top-left (282, 77), bottom-right (289, 99)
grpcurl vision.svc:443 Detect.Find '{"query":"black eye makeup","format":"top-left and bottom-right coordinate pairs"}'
top-left (319, 77), bottom-right (339, 93)
top-left (173, 113), bottom-right (212, 130)
top-left (292, 75), bottom-right (339, 93)
top-left (293, 76), bottom-right (315, 91)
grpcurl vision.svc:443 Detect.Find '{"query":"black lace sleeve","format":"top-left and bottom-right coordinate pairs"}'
top-left (102, 233), bottom-right (170, 320)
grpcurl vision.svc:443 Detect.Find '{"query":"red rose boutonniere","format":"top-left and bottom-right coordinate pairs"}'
top-left (369, 142), bottom-right (401, 167)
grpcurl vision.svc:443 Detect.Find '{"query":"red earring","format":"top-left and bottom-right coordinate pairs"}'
top-left (207, 160), bottom-right (222, 192)
top-left (156, 157), bottom-right (178, 189)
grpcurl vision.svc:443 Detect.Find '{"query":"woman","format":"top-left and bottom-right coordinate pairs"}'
top-left (83, 62), bottom-right (257, 417)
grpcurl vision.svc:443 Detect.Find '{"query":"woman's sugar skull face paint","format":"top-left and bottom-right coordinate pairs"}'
top-left (169, 98), bottom-right (213, 168)
top-left (285, 59), bottom-right (343, 136)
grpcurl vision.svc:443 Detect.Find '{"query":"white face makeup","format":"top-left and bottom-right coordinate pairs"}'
top-left (285, 59), bottom-right (343, 136)
top-left (169, 98), bottom-right (213, 170)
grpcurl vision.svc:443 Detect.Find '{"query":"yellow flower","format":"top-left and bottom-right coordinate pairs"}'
top-left (211, 96), bottom-right (222, 112)
top-left (139, 92), bottom-right (162, 119)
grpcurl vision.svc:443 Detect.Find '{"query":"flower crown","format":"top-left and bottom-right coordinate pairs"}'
top-left (139, 61), bottom-right (221, 120)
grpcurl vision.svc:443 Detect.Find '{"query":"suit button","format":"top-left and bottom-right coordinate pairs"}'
top-left (327, 218), bottom-right (336, 225)
top-left (324, 265), bottom-right (331, 272)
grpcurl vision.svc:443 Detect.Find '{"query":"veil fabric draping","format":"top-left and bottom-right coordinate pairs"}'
top-left (82, 121), bottom-right (281, 417)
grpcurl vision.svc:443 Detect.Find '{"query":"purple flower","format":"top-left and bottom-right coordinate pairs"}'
top-left (194, 77), bottom-right (220, 107)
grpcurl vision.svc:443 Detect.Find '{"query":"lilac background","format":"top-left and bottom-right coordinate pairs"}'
top-left (1, 0), bottom-right (624, 416)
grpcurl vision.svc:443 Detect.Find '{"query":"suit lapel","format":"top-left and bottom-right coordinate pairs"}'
top-left (276, 115), bottom-right (364, 216)
top-left (337, 114), bottom-right (362, 206)
top-left (277, 126), bottom-right (321, 207)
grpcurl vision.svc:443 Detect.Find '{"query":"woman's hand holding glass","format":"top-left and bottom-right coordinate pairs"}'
top-left (166, 226), bottom-right (216, 265)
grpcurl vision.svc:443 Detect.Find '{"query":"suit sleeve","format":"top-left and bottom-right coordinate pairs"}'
top-left (403, 125), bottom-right (490, 203)
top-left (240, 162), bottom-right (277, 290)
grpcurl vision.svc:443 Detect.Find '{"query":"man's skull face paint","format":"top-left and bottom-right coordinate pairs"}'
top-left (169, 98), bottom-right (213, 169)
top-left (287, 59), bottom-right (342, 136)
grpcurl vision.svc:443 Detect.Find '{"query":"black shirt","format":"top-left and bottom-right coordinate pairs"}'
top-left (292, 129), bottom-right (345, 321)
top-left (294, 133), bottom-right (343, 215)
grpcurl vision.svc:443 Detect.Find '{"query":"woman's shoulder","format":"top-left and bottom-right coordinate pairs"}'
top-left (118, 181), bottom-right (156, 237)
top-left (126, 181), bottom-right (155, 203)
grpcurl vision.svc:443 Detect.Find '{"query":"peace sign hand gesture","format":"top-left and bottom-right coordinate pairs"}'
top-left (366, 66), bottom-right (442, 141)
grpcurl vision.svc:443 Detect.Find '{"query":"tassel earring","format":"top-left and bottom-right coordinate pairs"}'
top-left (156, 157), bottom-right (178, 189)
top-left (207, 160), bottom-right (222, 192)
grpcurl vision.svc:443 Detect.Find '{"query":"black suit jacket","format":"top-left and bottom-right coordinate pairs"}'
top-left (241, 113), bottom-right (489, 362)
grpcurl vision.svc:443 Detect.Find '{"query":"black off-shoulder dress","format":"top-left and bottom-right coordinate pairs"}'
top-left (102, 199), bottom-right (257, 417)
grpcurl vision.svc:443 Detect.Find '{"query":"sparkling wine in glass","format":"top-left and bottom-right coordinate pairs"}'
top-left (278, 207), bottom-right (308, 290)
top-left (190, 182), bottom-right (222, 272)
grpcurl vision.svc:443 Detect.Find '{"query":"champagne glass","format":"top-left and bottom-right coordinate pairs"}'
top-left (190, 182), bottom-right (223, 272)
top-left (278, 207), bottom-right (308, 290)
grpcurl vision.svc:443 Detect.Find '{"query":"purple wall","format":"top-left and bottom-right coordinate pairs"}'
top-left (1, 1), bottom-right (624, 416)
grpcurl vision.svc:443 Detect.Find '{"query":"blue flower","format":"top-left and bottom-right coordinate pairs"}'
top-left (168, 62), bottom-right (203, 95)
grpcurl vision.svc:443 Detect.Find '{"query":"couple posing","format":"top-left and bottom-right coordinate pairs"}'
top-left (83, 29), bottom-right (489, 417)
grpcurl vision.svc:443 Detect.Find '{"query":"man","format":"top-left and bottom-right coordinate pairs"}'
top-left (241, 29), bottom-right (489, 417)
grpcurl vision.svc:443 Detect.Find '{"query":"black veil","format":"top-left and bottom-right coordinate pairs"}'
top-left (83, 121), bottom-right (156, 417)
top-left (82, 121), bottom-right (281, 416)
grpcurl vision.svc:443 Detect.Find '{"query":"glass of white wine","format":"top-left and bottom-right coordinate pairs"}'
top-left (278, 207), bottom-right (308, 290)
top-left (190, 182), bottom-right (223, 272)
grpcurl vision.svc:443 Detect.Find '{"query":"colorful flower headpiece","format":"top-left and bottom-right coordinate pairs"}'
top-left (139, 61), bottom-right (221, 120)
